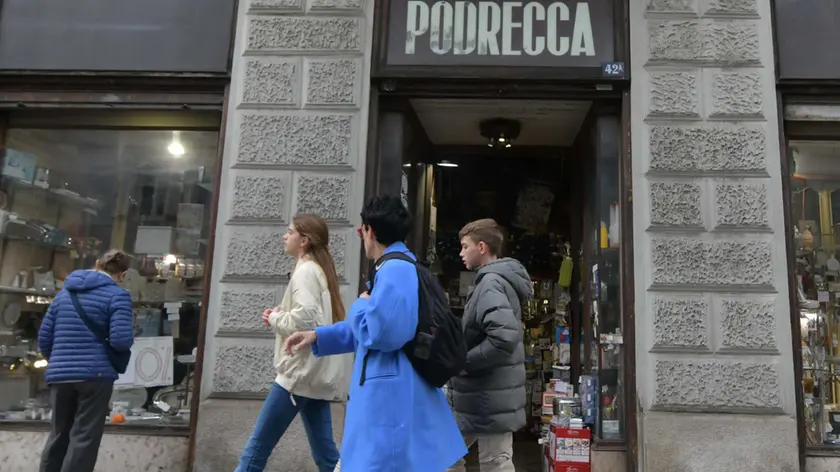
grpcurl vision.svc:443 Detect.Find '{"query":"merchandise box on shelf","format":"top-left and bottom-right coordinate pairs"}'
top-left (548, 425), bottom-right (591, 464)
top-left (551, 463), bottom-right (591, 472)
top-left (544, 447), bottom-right (591, 472)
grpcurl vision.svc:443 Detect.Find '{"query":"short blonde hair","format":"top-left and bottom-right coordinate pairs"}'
top-left (459, 219), bottom-right (504, 256)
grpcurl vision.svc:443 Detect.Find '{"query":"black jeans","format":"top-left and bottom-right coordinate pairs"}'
top-left (39, 380), bottom-right (114, 472)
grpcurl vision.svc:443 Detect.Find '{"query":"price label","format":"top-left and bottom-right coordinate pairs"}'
top-left (818, 291), bottom-right (830, 303)
top-left (602, 61), bottom-right (626, 78)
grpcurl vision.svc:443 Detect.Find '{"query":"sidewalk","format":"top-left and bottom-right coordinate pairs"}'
top-left (463, 440), bottom-right (542, 472)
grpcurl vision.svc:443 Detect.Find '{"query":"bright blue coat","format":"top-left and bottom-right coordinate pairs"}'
top-left (38, 270), bottom-right (134, 383)
top-left (313, 243), bottom-right (467, 472)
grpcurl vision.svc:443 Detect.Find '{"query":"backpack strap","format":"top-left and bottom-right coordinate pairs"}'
top-left (367, 252), bottom-right (415, 292)
top-left (360, 251), bottom-right (416, 387)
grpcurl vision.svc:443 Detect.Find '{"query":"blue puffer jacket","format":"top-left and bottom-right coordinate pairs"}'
top-left (38, 270), bottom-right (134, 383)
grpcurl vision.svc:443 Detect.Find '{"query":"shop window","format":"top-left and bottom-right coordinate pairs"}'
top-left (0, 123), bottom-right (218, 431)
top-left (586, 116), bottom-right (623, 441)
top-left (789, 139), bottom-right (840, 447)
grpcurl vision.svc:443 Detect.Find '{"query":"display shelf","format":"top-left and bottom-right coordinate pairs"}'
top-left (3, 177), bottom-right (101, 209)
top-left (0, 285), bottom-right (57, 297)
top-left (1, 234), bottom-right (73, 252)
top-left (0, 419), bottom-right (190, 436)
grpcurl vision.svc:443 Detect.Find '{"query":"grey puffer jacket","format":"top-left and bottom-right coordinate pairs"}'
top-left (450, 258), bottom-right (533, 435)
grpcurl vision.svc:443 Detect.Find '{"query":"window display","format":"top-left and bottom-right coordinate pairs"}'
top-left (586, 116), bottom-right (623, 441)
top-left (0, 123), bottom-right (218, 430)
top-left (790, 140), bottom-right (840, 446)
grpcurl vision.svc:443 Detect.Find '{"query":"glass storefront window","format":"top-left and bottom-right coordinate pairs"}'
top-left (0, 124), bottom-right (218, 429)
top-left (789, 139), bottom-right (840, 446)
top-left (584, 116), bottom-right (623, 441)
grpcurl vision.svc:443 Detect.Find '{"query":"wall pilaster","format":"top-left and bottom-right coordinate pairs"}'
top-left (193, 0), bottom-right (373, 469)
top-left (629, 0), bottom-right (798, 469)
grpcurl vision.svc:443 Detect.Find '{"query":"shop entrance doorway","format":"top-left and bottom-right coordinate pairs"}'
top-left (366, 89), bottom-right (628, 472)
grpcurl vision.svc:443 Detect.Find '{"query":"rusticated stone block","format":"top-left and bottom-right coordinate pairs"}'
top-left (238, 114), bottom-right (353, 166)
top-left (719, 298), bottom-right (776, 349)
top-left (649, 182), bottom-right (703, 226)
top-left (242, 59), bottom-right (298, 106)
top-left (308, 0), bottom-right (363, 12)
top-left (295, 174), bottom-right (351, 222)
top-left (225, 230), bottom-right (294, 278)
top-left (247, 17), bottom-right (361, 52)
top-left (652, 297), bottom-right (708, 349)
top-left (306, 59), bottom-right (359, 107)
top-left (649, 21), bottom-right (702, 62)
top-left (250, 0), bottom-right (301, 11)
top-left (711, 72), bottom-right (763, 117)
top-left (230, 175), bottom-right (290, 221)
top-left (213, 345), bottom-right (274, 393)
top-left (649, 126), bottom-right (766, 172)
top-left (648, 21), bottom-right (759, 65)
top-left (714, 182), bottom-right (768, 227)
top-left (218, 287), bottom-right (280, 333)
top-left (654, 360), bottom-right (780, 410)
top-left (647, 0), bottom-right (696, 13)
top-left (651, 238), bottom-right (772, 286)
top-left (649, 72), bottom-right (699, 117)
top-left (704, 0), bottom-right (758, 15)
top-left (704, 22), bottom-right (760, 64)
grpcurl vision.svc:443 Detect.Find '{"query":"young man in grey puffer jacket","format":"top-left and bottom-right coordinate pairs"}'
top-left (447, 218), bottom-right (533, 472)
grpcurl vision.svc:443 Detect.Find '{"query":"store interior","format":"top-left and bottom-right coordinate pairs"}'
top-left (391, 98), bottom-right (624, 469)
top-left (789, 138), bottom-right (840, 447)
top-left (0, 117), bottom-right (219, 430)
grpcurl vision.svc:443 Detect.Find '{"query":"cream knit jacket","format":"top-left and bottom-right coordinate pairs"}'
top-left (268, 259), bottom-right (349, 401)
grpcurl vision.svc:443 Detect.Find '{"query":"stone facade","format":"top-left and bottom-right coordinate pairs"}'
top-left (630, 0), bottom-right (798, 470)
top-left (1, 431), bottom-right (188, 472)
top-left (192, 0), bottom-right (372, 468)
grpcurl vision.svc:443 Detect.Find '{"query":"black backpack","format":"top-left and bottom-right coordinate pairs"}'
top-left (359, 252), bottom-right (467, 388)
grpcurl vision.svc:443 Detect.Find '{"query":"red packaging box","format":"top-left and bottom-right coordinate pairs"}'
top-left (549, 426), bottom-right (591, 464)
top-left (543, 452), bottom-right (590, 472)
top-left (551, 462), bottom-right (590, 472)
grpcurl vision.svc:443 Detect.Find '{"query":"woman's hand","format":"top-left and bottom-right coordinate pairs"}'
top-left (261, 309), bottom-right (273, 326)
top-left (284, 330), bottom-right (317, 354)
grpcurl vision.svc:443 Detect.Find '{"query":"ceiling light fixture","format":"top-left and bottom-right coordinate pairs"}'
top-left (168, 131), bottom-right (185, 157)
top-left (480, 118), bottom-right (522, 149)
top-left (437, 160), bottom-right (458, 168)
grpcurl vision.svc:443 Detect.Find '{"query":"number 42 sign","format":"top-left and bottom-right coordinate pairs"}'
top-left (602, 62), bottom-right (626, 78)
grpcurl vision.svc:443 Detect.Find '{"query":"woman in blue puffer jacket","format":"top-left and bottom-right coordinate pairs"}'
top-left (37, 249), bottom-right (134, 472)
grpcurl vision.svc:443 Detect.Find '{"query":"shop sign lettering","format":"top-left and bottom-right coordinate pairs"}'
top-left (386, 0), bottom-right (614, 68)
top-left (406, 1), bottom-right (594, 57)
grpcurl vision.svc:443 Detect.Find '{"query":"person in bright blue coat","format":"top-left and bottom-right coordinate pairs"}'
top-left (284, 195), bottom-right (466, 472)
top-left (37, 249), bottom-right (135, 472)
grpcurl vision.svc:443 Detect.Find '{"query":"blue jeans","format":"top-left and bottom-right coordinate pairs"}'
top-left (236, 383), bottom-right (339, 472)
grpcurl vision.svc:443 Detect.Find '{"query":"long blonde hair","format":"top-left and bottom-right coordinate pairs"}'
top-left (293, 214), bottom-right (345, 324)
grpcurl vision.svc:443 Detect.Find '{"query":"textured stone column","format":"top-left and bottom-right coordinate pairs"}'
top-left (192, 0), bottom-right (372, 469)
top-left (629, 0), bottom-right (799, 470)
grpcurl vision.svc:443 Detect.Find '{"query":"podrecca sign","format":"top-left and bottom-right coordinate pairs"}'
top-left (385, 0), bottom-right (614, 68)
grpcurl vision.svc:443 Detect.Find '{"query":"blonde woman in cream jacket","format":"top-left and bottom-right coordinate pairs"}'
top-left (236, 214), bottom-right (350, 472)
